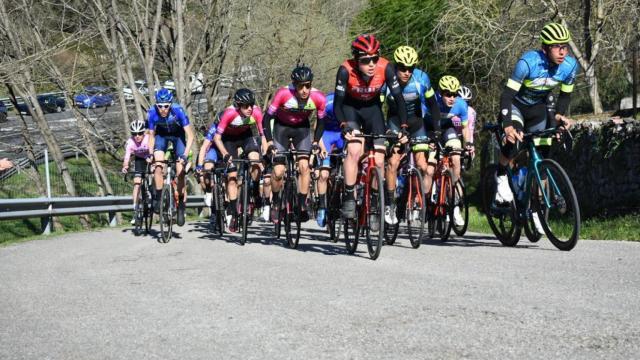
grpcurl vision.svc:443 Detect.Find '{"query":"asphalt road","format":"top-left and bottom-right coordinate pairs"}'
top-left (1, 221), bottom-right (639, 359)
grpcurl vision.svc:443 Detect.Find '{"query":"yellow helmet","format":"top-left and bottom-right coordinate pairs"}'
top-left (540, 22), bottom-right (571, 45)
top-left (439, 75), bottom-right (461, 93)
top-left (393, 46), bottom-right (419, 67)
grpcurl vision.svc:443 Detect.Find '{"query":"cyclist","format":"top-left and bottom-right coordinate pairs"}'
top-left (424, 75), bottom-right (471, 227)
top-left (496, 23), bottom-right (578, 233)
top-left (263, 65), bottom-right (327, 223)
top-left (382, 45), bottom-right (441, 225)
top-left (335, 34), bottom-right (408, 225)
top-left (458, 85), bottom-right (476, 152)
top-left (147, 88), bottom-right (194, 227)
top-left (197, 88), bottom-right (265, 232)
top-left (121, 119), bottom-right (150, 225)
top-left (194, 122), bottom-right (219, 208)
top-left (314, 92), bottom-right (342, 227)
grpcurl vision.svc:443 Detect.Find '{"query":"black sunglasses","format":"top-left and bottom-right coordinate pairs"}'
top-left (295, 82), bottom-right (312, 89)
top-left (397, 64), bottom-right (415, 73)
top-left (131, 131), bottom-right (144, 136)
top-left (441, 91), bottom-right (457, 98)
top-left (358, 56), bottom-right (379, 65)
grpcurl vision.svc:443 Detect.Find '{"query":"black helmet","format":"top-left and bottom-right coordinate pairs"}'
top-left (233, 88), bottom-right (255, 107)
top-left (291, 65), bottom-right (314, 83)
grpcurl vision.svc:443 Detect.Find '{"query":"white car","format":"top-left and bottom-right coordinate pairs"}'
top-left (163, 73), bottom-right (204, 94)
top-left (123, 80), bottom-right (149, 101)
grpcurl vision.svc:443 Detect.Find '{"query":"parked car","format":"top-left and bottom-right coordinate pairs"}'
top-left (163, 72), bottom-right (204, 94)
top-left (15, 94), bottom-right (66, 115)
top-left (123, 80), bottom-right (149, 101)
top-left (0, 101), bottom-right (7, 122)
top-left (74, 86), bottom-right (115, 108)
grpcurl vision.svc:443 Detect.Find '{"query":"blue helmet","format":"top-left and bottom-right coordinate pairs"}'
top-left (155, 88), bottom-right (173, 103)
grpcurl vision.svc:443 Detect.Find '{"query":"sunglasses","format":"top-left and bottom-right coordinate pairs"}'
top-left (442, 91), bottom-right (457, 98)
top-left (156, 103), bottom-right (171, 109)
top-left (549, 44), bottom-right (570, 51)
top-left (397, 64), bottom-right (415, 73)
top-left (131, 131), bottom-right (144, 136)
top-left (295, 82), bottom-right (312, 89)
top-left (358, 56), bottom-right (379, 65)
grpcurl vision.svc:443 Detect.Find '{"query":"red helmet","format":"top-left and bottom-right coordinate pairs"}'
top-left (351, 34), bottom-right (380, 57)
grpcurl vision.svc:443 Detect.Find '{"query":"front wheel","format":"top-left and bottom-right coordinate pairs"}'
top-left (481, 165), bottom-right (521, 246)
top-left (284, 180), bottom-right (301, 249)
top-left (531, 159), bottom-right (580, 251)
top-left (159, 184), bottom-right (174, 243)
top-left (365, 167), bottom-right (385, 260)
top-left (406, 171), bottom-right (426, 249)
top-left (239, 179), bottom-right (249, 245)
top-left (452, 178), bottom-right (469, 236)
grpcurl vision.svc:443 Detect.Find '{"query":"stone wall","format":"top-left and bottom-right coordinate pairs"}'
top-left (551, 119), bottom-right (640, 217)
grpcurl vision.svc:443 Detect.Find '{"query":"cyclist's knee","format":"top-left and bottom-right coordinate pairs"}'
top-left (319, 169), bottom-right (329, 182)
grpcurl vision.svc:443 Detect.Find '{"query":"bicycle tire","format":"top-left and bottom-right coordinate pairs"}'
top-left (436, 169), bottom-right (454, 242)
top-left (452, 178), bottom-right (469, 236)
top-left (134, 190), bottom-right (143, 236)
top-left (327, 179), bottom-right (343, 243)
top-left (240, 178), bottom-right (249, 245)
top-left (407, 170), bottom-right (426, 249)
top-left (159, 184), bottom-right (173, 243)
top-left (143, 184), bottom-right (152, 235)
top-left (365, 167), bottom-right (385, 260)
top-left (533, 159), bottom-right (580, 251)
top-left (481, 164), bottom-right (521, 246)
top-left (284, 179), bottom-right (301, 249)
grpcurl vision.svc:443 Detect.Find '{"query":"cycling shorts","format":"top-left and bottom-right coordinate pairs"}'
top-left (132, 157), bottom-right (147, 178)
top-left (273, 122), bottom-right (312, 154)
top-left (204, 148), bottom-right (219, 163)
top-left (320, 130), bottom-right (344, 168)
top-left (388, 116), bottom-right (429, 152)
top-left (154, 134), bottom-right (186, 156)
top-left (222, 130), bottom-right (261, 159)
top-left (342, 100), bottom-right (386, 148)
top-left (500, 100), bottom-right (552, 158)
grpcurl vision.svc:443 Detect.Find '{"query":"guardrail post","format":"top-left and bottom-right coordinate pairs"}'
top-left (42, 149), bottom-right (52, 234)
top-left (107, 195), bottom-right (117, 227)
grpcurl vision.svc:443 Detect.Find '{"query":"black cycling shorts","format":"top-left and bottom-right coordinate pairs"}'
top-left (342, 99), bottom-right (386, 148)
top-left (273, 122), bottom-right (312, 154)
top-left (222, 130), bottom-right (261, 159)
top-left (133, 157), bottom-right (147, 178)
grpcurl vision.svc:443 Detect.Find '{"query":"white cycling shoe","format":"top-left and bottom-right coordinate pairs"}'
top-left (495, 175), bottom-right (514, 203)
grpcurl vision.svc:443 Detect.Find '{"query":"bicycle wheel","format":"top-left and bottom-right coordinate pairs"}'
top-left (481, 165), bottom-right (521, 246)
top-left (531, 159), bottom-right (580, 251)
top-left (134, 190), bottom-right (143, 236)
top-left (406, 171), bottom-right (426, 249)
top-left (385, 176), bottom-right (404, 246)
top-left (524, 176), bottom-right (545, 243)
top-left (365, 167), bottom-right (385, 260)
top-left (327, 179), bottom-right (343, 243)
top-left (159, 184), bottom-right (173, 243)
top-left (436, 170), bottom-right (454, 242)
top-left (285, 180), bottom-right (301, 249)
top-left (142, 185), bottom-right (152, 235)
top-left (452, 178), bottom-right (469, 236)
top-left (239, 178), bottom-right (249, 245)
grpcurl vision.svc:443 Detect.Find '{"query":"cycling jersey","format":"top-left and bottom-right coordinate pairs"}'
top-left (266, 85), bottom-right (326, 126)
top-left (124, 134), bottom-right (150, 162)
top-left (383, 68), bottom-right (435, 119)
top-left (323, 93), bottom-right (340, 132)
top-left (338, 58), bottom-right (390, 102)
top-left (425, 94), bottom-right (468, 132)
top-left (507, 50), bottom-right (578, 106)
top-left (147, 104), bottom-right (190, 136)
top-left (214, 105), bottom-right (264, 137)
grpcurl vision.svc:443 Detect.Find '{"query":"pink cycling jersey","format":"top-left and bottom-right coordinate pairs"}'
top-left (267, 85), bottom-right (327, 126)
top-left (124, 134), bottom-right (150, 163)
top-left (216, 105), bottom-right (264, 136)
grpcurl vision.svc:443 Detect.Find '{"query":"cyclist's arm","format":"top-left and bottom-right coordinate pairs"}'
top-left (147, 130), bottom-right (156, 156)
top-left (123, 140), bottom-right (133, 166)
top-left (314, 116), bottom-right (325, 143)
top-left (183, 124), bottom-right (195, 158)
top-left (425, 93), bottom-right (441, 131)
top-left (385, 63), bottom-right (408, 127)
top-left (500, 58), bottom-right (529, 127)
top-left (197, 138), bottom-right (211, 166)
top-left (262, 112), bottom-right (275, 142)
top-left (313, 93), bottom-right (327, 142)
top-left (333, 66), bottom-right (348, 128)
top-left (213, 133), bottom-right (228, 159)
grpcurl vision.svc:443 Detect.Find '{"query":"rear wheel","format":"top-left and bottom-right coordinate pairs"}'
top-left (406, 171), bottom-right (426, 249)
top-left (532, 159), bottom-right (580, 251)
top-left (481, 165), bottom-right (520, 246)
top-left (365, 167), bottom-right (385, 260)
top-left (327, 179), bottom-right (343, 243)
top-left (239, 179), bottom-right (249, 245)
top-left (284, 180), bottom-right (301, 249)
top-left (435, 170), bottom-right (454, 242)
top-left (159, 184), bottom-right (173, 243)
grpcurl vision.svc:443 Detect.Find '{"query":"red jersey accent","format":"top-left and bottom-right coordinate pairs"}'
top-left (341, 57), bottom-right (389, 102)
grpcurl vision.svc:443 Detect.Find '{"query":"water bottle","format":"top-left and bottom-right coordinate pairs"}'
top-left (396, 176), bottom-right (406, 197)
top-left (512, 167), bottom-right (527, 201)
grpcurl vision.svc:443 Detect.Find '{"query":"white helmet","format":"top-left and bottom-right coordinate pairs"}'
top-left (129, 119), bottom-right (146, 133)
top-left (458, 85), bottom-right (473, 101)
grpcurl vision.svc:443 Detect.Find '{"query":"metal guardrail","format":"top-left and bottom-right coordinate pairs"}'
top-left (0, 195), bottom-right (206, 234)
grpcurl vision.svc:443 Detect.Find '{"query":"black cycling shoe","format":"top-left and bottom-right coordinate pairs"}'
top-left (341, 199), bottom-right (356, 219)
top-left (177, 201), bottom-right (186, 226)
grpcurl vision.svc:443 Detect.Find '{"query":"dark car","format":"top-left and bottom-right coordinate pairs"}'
top-left (16, 94), bottom-right (66, 115)
top-left (0, 101), bottom-right (7, 122)
top-left (74, 86), bottom-right (115, 109)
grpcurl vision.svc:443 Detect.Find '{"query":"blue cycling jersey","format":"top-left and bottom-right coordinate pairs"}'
top-left (383, 68), bottom-right (434, 118)
top-left (507, 50), bottom-right (578, 105)
top-left (324, 93), bottom-right (340, 132)
top-left (424, 93), bottom-right (468, 130)
top-left (204, 121), bottom-right (217, 142)
top-left (147, 103), bottom-right (190, 135)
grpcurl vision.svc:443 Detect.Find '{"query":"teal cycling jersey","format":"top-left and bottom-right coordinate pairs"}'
top-left (382, 68), bottom-right (435, 119)
top-left (507, 50), bottom-right (578, 105)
